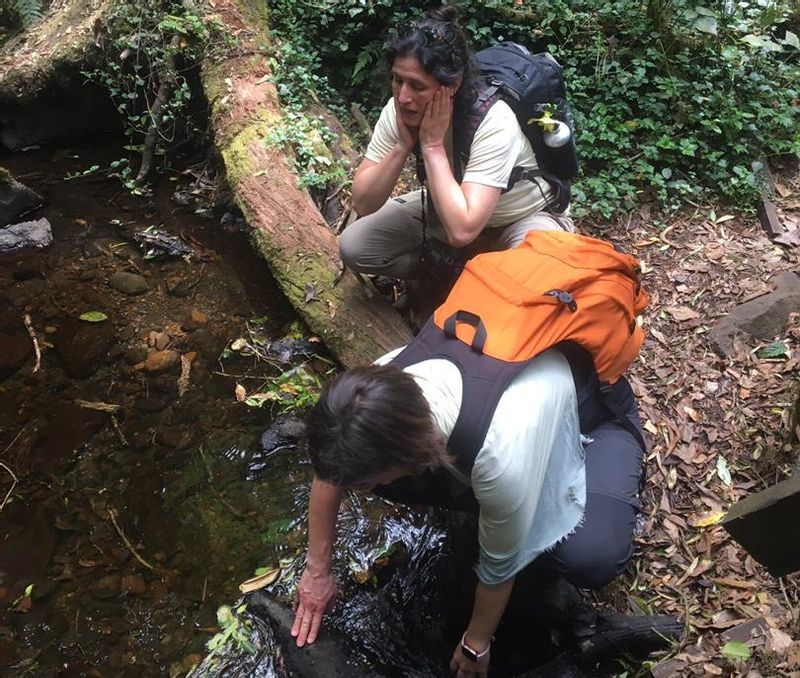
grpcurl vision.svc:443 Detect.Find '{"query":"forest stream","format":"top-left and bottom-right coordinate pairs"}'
top-left (0, 137), bottom-right (503, 678)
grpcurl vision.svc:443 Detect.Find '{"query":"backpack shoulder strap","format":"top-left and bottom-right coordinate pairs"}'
top-left (452, 84), bottom-right (501, 184)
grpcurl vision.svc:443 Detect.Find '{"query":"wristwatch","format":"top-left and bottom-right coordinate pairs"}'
top-left (460, 632), bottom-right (491, 662)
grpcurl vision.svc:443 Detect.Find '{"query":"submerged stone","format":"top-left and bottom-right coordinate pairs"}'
top-left (0, 217), bottom-right (52, 252)
top-left (109, 270), bottom-right (149, 295)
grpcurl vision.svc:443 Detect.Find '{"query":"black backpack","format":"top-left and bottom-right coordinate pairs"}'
top-left (417, 42), bottom-right (579, 213)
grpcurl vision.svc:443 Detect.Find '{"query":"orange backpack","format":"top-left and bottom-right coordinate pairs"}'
top-left (431, 229), bottom-right (648, 384)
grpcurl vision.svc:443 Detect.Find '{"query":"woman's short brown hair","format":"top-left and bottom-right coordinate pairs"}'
top-left (306, 365), bottom-right (443, 487)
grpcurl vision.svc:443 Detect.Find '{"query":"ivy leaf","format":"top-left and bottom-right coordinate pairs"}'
top-left (757, 341), bottom-right (788, 359)
top-left (79, 311), bottom-right (109, 322)
top-left (721, 641), bottom-right (751, 663)
top-left (784, 31), bottom-right (799, 49)
top-left (693, 16), bottom-right (718, 35)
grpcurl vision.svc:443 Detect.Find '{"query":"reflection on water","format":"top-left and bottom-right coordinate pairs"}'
top-left (192, 489), bottom-right (473, 678)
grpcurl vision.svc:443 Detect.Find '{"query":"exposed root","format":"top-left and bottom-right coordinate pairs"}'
top-left (0, 463), bottom-right (19, 512)
top-left (23, 314), bottom-right (41, 372)
top-left (107, 508), bottom-right (155, 571)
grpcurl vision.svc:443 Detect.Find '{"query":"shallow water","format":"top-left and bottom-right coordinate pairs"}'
top-left (0, 138), bottom-right (321, 676)
top-left (0, 138), bottom-right (489, 678)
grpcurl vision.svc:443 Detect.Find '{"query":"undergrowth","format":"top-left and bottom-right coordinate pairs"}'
top-left (81, 0), bottom-right (229, 193)
top-left (266, 0), bottom-right (800, 220)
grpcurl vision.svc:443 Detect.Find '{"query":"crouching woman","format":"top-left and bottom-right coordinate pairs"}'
top-left (291, 344), bottom-right (644, 678)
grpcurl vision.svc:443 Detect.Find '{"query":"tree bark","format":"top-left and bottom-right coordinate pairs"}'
top-left (199, 0), bottom-right (412, 368)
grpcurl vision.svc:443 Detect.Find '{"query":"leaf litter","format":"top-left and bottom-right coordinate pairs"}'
top-left (593, 193), bottom-right (800, 675)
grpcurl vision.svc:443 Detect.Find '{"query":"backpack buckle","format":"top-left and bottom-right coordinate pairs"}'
top-left (545, 289), bottom-right (578, 311)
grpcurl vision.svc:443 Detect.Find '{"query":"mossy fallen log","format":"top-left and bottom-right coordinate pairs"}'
top-left (199, 0), bottom-right (412, 367)
top-left (0, 0), bottom-right (114, 107)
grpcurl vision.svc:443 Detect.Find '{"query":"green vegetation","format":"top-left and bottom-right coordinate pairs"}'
top-left (82, 1), bottom-right (227, 192)
top-left (266, 0), bottom-right (800, 219)
top-left (1, 0), bottom-right (43, 30)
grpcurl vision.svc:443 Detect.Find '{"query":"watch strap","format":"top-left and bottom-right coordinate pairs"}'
top-left (460, 632), bottom-right (491, 662)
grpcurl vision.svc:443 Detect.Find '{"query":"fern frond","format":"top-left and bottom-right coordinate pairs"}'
top-left (12, 0), bottom-right (43, 28)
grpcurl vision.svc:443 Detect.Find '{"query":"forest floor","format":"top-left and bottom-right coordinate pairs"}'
top-left (578, 158), bottom-right (800, 677)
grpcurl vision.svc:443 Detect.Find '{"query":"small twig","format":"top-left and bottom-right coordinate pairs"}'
top-left (2, 428), bottom-right (25, 456)
top-left (23, 314), bottom-right (41, 373)
top-left (111, 416), bottom-right (130, 447)
top-left (0, 463), bottom-right (19, 512)
top-left (76, 399), bottom-right (121, 413)
top-left (107, 508), bottom-right (155, 571)
top-left (202, 577), bottom-right (208, 603)
top-left (197, 445), bottom-right (215, 483)
top-left (778, 577), bottom-right (796, 620)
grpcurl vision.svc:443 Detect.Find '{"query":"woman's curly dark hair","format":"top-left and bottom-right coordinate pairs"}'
top-left (386, 3), bottom-right (476, 104)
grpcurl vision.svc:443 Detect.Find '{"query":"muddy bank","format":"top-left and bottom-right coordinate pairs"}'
top-left (0, 137), bottom-right (328, 676)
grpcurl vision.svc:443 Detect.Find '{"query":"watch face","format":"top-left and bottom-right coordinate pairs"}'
top-left (461, 645), bottom-right (479, 662)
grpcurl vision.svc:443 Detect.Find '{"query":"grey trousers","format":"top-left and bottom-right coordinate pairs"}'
top-left (339, 190), bottom-right (574, 279)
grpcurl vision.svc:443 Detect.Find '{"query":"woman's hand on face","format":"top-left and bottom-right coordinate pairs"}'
top-left (291, 566), bottom-right (338, 647)
top-left (420, 85), bottom-right (455, 151)
top-left (393, 97), bottom-right (419, 153)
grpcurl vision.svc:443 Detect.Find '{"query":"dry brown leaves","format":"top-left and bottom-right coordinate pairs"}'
top-left (587, 184), bottom-right (800, 676)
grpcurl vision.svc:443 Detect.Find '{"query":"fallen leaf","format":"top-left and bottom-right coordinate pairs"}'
top-left (716, 455), bottom-right (732, 486)
top-left (689, 511), bottom-right (725, 528)
top-left (239, 567), bottom-right (280, 594)
top-left (766, 627), bottom-right (794, 654)
top-left (234, 383), bottom-right (246, 402)
top-left (304, 282), bottom-right (318, 303)
top-left (720, 640), bottom-right (751, 662)
top-left (79, 311), bottom-right (108, 322)
top-left (665, 305), bottom-right (700, 321)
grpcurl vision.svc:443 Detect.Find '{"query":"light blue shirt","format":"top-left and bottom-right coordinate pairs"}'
top-left (377, 348), bottom-right (586, 584)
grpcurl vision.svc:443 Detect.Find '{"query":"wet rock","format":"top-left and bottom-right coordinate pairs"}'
top-left (52, 317), bottom-right (116, 379)
top-left (30, 579), bottom-right (57, 601)
top-left (155, 428), bottom-right (194, 449)
top-left (0, 332), bottom-right (32, 381)
top-left (92, 574), bottom-right (121, 600)
top-left (124, 347), bottom-right (148, 365)
top-left (150, 374), bottom-right (178, 395)
top-left (29, 402), bottom-right (106, 467)
top-left (166, 275), bottom-right (195, 298)
top-left (120, 574), bottom-right (147, 595)
top-left (181, 308), bottom-right (208, 331)
top-left (135, 349), bottom-right (180, 374)
top-left (0, 167), bottom-right (43, 227)
top-left (109, 270), bottom-right (149, 296)
top-left (248, 594), bottom-right (375, 678)
top-left (0, 217), bottom-right (53, 252)
top-left (154, 331), bottom-right (170, 351)
top-left (259, 414), bottom-right (307, 458)
top-left (192, 328), bottom-right (227, 363)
